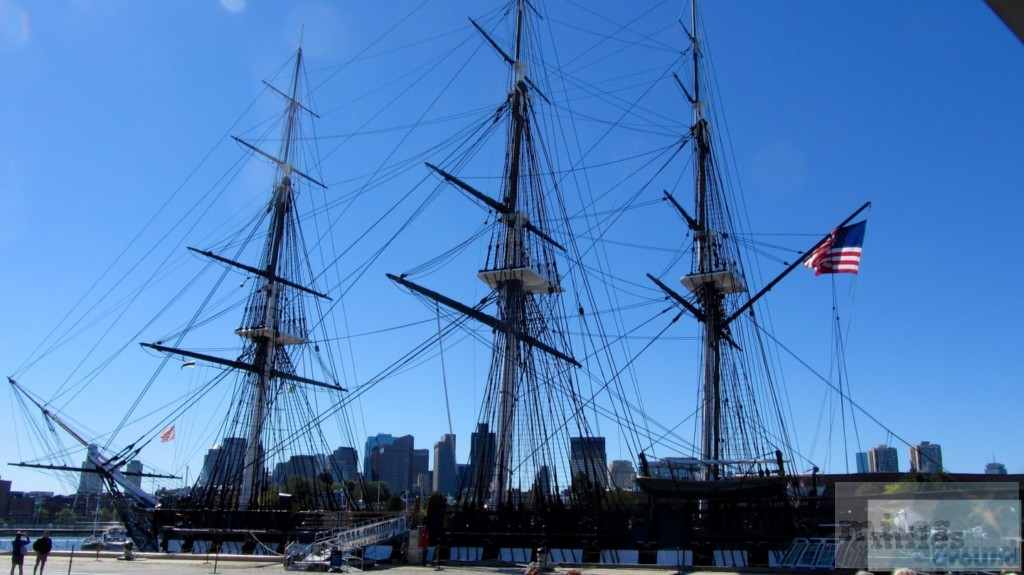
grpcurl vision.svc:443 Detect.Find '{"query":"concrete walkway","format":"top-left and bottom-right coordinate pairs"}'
top-left (14, 553), bottom-right (710, 575)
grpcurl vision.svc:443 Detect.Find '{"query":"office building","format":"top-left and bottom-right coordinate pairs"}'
top-left (909, 441), bottom-right (943, 473)
top-left (126, 460), bottom-right (143, 489)
top-left (868, 444), bottom-right (899, 473)
top-left (608, 459), bottom-right (636, 491)
top-left (569, 436), bottom-right (607, 489)
top-left (78, 444), bottom-right (104, 495)
top-left (273, 454), bottom-right (325, 485)
top-left (198, 437), bottom-right (247, 486)
top-left (855, 452), bottom-right (869, 473)
top-left (433, 434), bottom-right (458, 496)
top-left (325, 446), bottom-right (359, 483)
top-left (374, 434), bottom-right (415, 493)
top-left (364, 434), bottom-right (395, 481)
top-left (468, 423), bottom-right (496, 494)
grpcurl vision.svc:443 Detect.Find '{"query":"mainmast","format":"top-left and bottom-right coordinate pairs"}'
top-left (490, 0), bottom-right (529, 509)
top-left (389, 0), bottom-right (584, 510)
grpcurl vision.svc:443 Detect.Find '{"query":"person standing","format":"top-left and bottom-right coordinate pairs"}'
top-left (31, 532), bottom-right (51, 575)
top-left (10, 531), bottom-right (30, 575)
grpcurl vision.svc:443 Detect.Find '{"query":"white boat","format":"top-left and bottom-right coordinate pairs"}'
top-left (80, 526), bottom-right (129, 552)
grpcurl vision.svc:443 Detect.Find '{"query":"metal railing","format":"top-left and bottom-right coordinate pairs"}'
top-left (285, 515), bottom-right (408, 569)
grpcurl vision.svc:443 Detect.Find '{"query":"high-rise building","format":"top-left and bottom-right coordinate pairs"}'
top-left (433, 434), bottom-right (457, 496)
top-left (608, 460), bottom-right (636, 491)
top-left (126, 460), bottom-right (143, 489)
top-left (909, 441), bottom-right (943, 473)
top-left (868, 444), bottom-right (899, 473)
top-left (78, 444), bottom-right (103, 495)
top-left (534, 465), bottom-right (552, 494)
top-left (986, 461), bottom-right (1008, 475)
top-left (413, 448), bottom-right (429, 486)
top-left (198, 437), bottom-right (247, 486)
top-left (364, 434), bottom-right (395, 481)
top-left (374, 435), bottom-right (415, 493)
top-left (569, 436), bottom-right (607, 489)
top-left (855, 452), bottom-right (870, 473)
top-left (325, 446), bottom-right (359, 484)
top-left (273, 454), bottom-right (325, 485)
top-left (468, 423), bottom-right (496, 495)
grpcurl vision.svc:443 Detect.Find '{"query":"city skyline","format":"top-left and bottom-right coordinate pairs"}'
top-left (3, 2), bottom-right (1024, 495)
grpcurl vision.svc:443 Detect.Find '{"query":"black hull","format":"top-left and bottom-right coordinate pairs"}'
top-left (150, 509), bottom-right (365, 554)
top-left (635, 475), bottom-right (790, 499)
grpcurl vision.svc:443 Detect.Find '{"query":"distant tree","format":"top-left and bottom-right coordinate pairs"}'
top-left (37, 508), bottom-right (50, 524)
top-left (386, 494), bottom-right (404, 512)
top-left (855, 483), bottom-right (884, 496)
top-left (366, 481), bottom-right (390, 509)
top-left (55, 508), bottom-right (76, 525)
top-left (426, 492), bottom-right (447, 514)
top-left (97, 508), bottom-right (114, 523)
top-left (285, 476), bottom-right (316, 509)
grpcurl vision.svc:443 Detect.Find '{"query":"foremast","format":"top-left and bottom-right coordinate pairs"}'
top-left (235, 48), bottom-right (307, 513)
top-left (142, 46), bottom-right (337, 511)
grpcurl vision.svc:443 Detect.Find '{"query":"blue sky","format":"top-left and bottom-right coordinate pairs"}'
top-left (2, 1), bottom-right (1023, 496)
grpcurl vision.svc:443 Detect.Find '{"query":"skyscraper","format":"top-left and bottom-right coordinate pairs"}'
top-left (855, 452), bottom-right (870, 473)
top-left (433, 434), bottom-right (457, 496)
top-left (467, 423), bottom-right (496, 496)
top-left (413, 449), bottom-right (429, 485)
top-left (608, 460), bottom-right (636, 491)
top-left (77, 444), bottom-right (103, 495)
top-left (126, 460), bottom-right (143, 489)
top-left (325, 446), bottom-right (359, 484)
top-left (374, 434), bottom-right (415, 493)
top-left (272, 454), bottom-right (325, 485)
top-left (198, 437), bottom-right (247, 486)
top-left (364, 434), bottom-right (395, 481)
top-left (868, 444), bottom-right (899, 473)
top-left (569, 436), bottom-right (607, 489)
top-left (986, 461), bottom-right (1008, 475)
top-left (909, 441), bottom-right (943, 473)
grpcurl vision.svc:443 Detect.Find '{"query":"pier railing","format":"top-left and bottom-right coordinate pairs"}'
top-left (284, 515), bottom-right (408, 569)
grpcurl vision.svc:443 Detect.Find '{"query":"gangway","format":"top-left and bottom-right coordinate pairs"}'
top-left (285, 515), bottom-right (408, 570)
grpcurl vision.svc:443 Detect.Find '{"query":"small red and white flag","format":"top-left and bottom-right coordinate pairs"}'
top-left (159, 425), bottom-right (176, 442)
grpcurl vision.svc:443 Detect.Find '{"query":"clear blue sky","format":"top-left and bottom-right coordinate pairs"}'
top-left (2, 1), bottom-right (1023, 496)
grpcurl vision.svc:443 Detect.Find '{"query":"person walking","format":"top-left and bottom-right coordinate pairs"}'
top-left (10, 531), bottom-right (30, 575)
top-left (31, 532), bottom-right (51, 575)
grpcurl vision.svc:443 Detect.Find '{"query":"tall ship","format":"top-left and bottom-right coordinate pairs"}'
top-left (5, 0), bottom-right (888, 566)
top-left (9, 46), bottom-right (363, 553)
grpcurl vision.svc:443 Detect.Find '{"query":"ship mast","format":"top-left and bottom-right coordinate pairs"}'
top-left (689, 1), bottom-right (731, 481)
top-left (236, 48), bottom-right (306, 511)
top-left (647, 1), bottom-right (747, 481)
top-left (490, 0), bottom-right (529, 508)
top-left (141, 46), bottom-right (336, 510)
top-left (388, 0), bottom-right (583, 509)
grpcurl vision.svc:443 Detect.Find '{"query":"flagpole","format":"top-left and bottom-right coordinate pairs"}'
top-left (723, 201), bottom-right (871, 326)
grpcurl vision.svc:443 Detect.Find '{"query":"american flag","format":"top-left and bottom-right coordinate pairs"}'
top-left (159, 425), bottom-right (176, 442)
top-left (804, 221), bottom-right (867, 276)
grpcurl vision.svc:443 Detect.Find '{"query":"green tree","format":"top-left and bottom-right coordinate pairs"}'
top-left (285, 476), bottom-right (316, 509)
top-left (386, 494), bottom-right (404, 512)
top-left (97, 508), bottom-right (114, 523)
top-left (366, 481), bottom-right (390, 509)
top-left (37, 508), bottom-right (50, 525)
top-left (426, 492), bottom-right (447, 514)
top-left (55, 508), bottom-right (76, 526)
